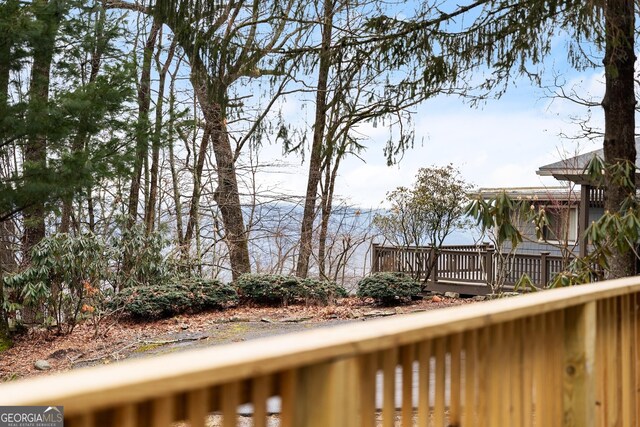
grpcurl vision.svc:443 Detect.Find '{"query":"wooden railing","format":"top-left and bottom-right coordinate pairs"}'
top-left (371, 244), bottom-right (485, 282)
top-left (502, 252), bottom-right (568, 286)
top-left (589, 186), bottom-right (605, 208)
top-left (1, 278), bottom-right (639, 426)
top-left (371, 244), bottom-right (570, 289)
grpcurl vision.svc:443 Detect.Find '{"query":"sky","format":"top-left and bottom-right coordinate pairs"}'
top-left (254, 68), bottom-right (608, 209)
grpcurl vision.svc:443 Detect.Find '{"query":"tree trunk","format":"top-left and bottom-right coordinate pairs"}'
top-left (0, 0), bottom-right (14, 139)
top-left (318, 146), bottom-right (341, 279)
top-left (602, 0), bottom-right (636, 278)
top-left (318, 160), bottom-right (332, 279)
top-left (87, 189), bottom-right (95, 232)
top-left (168, 136), bottom-right (184, 246)
top-left (145, 37), bottom-right (175, 233)
top-left (0, 220), bottom-right (16, 347)
top-left (296, 0), bottom-right (334, 278)
top-left (189, 55), bottom-right (251, 280)
top-left (0, 1), bottom-right (17, 343)
top-left (166, 68), bottom-right (184, 246)
top-left (183, 130), bottom-right (210, 252)
top-left (127, 21), bottom-right (159, 227)
top-left (23, 0), bottom-right (61, 260)
top-left (211, 118), bottom-right (251, 281)
top-left (61, 6), bottom-right (108, 234)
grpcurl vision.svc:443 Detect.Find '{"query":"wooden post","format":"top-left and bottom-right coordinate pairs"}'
top-left (484, 245), bottom-right (495, 285)
top-left (293, 359), bottom-right (359, 427)
top-left (540, 252), bottom-right (550, 287)
top-left (371, 243), bottom-right (379, 273)
top-left (579, 185), bottom-right (590, 258)
top-left (563, 302), bottom-right (596, 427)
top-left (430, 245), bottom-right (438, 283)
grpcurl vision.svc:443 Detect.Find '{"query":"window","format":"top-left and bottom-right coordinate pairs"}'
top-left (543, 206), bottom-right (577, 242)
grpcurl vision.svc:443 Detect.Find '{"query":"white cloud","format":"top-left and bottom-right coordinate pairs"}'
top-left (248, 70), bottom-right (615, 208)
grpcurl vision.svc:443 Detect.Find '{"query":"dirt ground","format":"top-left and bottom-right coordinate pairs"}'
top-left (0, 296), bottom-right (473, 382)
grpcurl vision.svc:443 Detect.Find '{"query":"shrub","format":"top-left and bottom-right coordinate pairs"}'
top-left (112, 278), bottom-right (237, 320)
top-left (356, 272), bottom-right (421, 305)
top-left (298, 278), bottom-right (348, 304)
top-left (235, 274), bottom-right (299, 305)
top-left (111, 221), bottom-right (170, 289)
top-left (236, 274), bottom-right (347, 306)
top-left (3, 233), bottom-right (109, 334)
top-left (184, 278), bottom-right (238, 311)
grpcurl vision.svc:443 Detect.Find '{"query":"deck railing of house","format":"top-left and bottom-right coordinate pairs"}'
top-left (589, 186), bottom-right (605, 208)
top-left (371, 243), bottom-right (570, 290)
top-left (1, 278), bottom-right (639, 426)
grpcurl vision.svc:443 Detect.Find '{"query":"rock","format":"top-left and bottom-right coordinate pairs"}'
top-left (48, 349), bottom-right (69, 359)
top-left (431, 295), bottom-right (443, 303)
top-left (486, 292), bottom-right (519, 300)
top-left (34, 360), bottom-right (51, 371)
top-left (472, 295), bottom-right (487, 301)
top-left (281, 316), bottom-right (312, 323)
top-left (444, 292), bottom-right (460, 299)
top-left (363, 310), bottom-right (395, 318)
top-left (502, 292), bottom-right (520, 298)
top-left (180, 324), bottom-right (189, 330)
top-left (260, 318), bottom-right (273, 323)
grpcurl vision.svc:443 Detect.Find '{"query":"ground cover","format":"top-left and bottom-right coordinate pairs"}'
top-left (0, 296), bottom-right (471, 381)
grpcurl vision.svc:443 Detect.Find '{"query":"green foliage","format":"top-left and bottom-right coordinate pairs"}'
top-left (0, 336), bottom-right (11, 352)
top-left (374, 165), bottom-right (472, 247)
top-left (465, 191), bottom-right (523, 248)
top-left (298, 278), bottom-right (348, 304)
top-left (513, 273), bottom-right (538, 293)
top-left (236, 274), bottom-right (299, 305)
top-left (0, 0), bottom-right (136, 221)
top-left (111, 221), bottom-right (170, 289)
top-left (183, 277), bottom-right (239, 310)
top-left (582, 156), bottom-right (640, 258)
top-left (112, 279), bottom-right (237, 320)
top-left (3, 233), bottom-right (108, 334)
top-left (1, 226), bottom-right (180, 332)
top-left (356, 272), bottom-right (421, 305)
top-left (547, 255), bottom-right (604, 288)
top-left (363, 1), bottom-right (602, 103)
top-left (236, 274), bottom-right (346, 306)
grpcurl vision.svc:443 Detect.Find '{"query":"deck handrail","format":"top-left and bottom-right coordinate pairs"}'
top-left (371, 243), bottom-right (572, 288)
top-left (1, 277), bottom-right (639, 426)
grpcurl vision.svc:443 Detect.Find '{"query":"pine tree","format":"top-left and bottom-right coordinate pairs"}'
top-left (0, 0), bottom-right (136, 329)
top-left (366, 0), bottom-right (636, 278)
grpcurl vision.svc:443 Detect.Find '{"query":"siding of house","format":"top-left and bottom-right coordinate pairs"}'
top-left (500, 206), bottom-right (580, 257)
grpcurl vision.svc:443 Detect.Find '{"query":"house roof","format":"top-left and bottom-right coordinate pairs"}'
top-left (475, 186), bottom-right (579, 203)
top-left (536, 138), bottom-right (640, 184)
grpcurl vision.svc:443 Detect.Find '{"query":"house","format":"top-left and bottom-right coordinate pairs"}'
top-left (534, 142), bottom-right (632, 257)
top-left (475, 186), bottom-right (580, 257)
top-left (371, 140), bottom-right (640, 293)
top-left (480, 139), bottom-right (640, 257)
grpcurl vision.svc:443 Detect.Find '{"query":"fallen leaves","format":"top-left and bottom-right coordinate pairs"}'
top-left (0, 296), bottom-right (472, 382)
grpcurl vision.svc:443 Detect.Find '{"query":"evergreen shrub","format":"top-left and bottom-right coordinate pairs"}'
top-left (112, 279), bottom-right (237, 320)
top-left (236, 274), bottom-right (347, 306)
top-left (356, 272), bottom-right (421, 305)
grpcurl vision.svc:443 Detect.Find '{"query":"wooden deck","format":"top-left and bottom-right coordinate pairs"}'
top-left (371, 244), bottom-right (570, 295)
